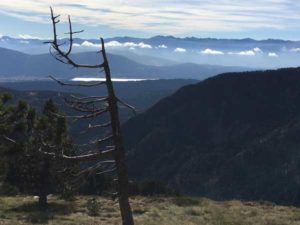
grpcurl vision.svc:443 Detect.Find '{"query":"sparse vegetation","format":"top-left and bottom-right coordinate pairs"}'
top-left (0, 195), bottom-right (299, 225)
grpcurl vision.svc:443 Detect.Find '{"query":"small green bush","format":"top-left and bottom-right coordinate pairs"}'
top-left (86, 198), bottom-right (100, 216)
top-left (59, 186), bottom-right (75, 202)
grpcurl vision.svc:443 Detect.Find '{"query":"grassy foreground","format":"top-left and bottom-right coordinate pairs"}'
top-left (0, 196), bottom-right (299, 225)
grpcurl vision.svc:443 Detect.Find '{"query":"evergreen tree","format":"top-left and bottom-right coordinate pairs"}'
top-left (0, 97), bottom-right (32, 195)
top-left (0, 97), bottom-right (75, 210)
top-left (20, 99), bottom-right (75, 211)
top-left (0, 93), bottom-right (13, 193)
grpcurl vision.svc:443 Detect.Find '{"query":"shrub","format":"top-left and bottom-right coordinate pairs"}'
top-left (86, 198), bottom-right (101, 216)
top-left (59, 185), bottom-right (75, 201)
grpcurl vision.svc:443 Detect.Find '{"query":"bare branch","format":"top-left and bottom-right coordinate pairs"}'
top-left (51, 108), bottom-right (108, 120)
top-left (62, 148), bottom-right (115, 162)
top-left (74, 160), bottom-right (115, 176)
top-left (2, 136), bottom-right (17, 144)
top-left (89, 135), bottom-right (114, 145)
top-left (39, 146), bottom-right (115, 162)
top-left (117, 98), bottom-right (137, 115)
top-left (96, 167), bottom-right (116, 175)
top-left (64, 99), bottom-right (107, 113)
top-left (65, 30), bottom-right (84, 35)
top-left (65, 15), bottom-right (73, 56)
top-left (49, 7), bottom-right (105, 69)
top-left (74, 162), bottom-right (102, 176)
top-left (65, 96), bottom-right (108, 105)
top-left (88, 122), bottom-right (112, 129)
top-left (38, 148), bottom-right (56, 157)
top-left (70, 95), bottom-right (108, 101)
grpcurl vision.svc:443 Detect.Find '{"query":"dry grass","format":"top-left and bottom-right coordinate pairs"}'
top-left (0, 196), bottom-right (299, 225)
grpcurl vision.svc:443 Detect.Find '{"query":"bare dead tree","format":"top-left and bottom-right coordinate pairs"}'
top-left (41, 7), bottom-right (135, 225)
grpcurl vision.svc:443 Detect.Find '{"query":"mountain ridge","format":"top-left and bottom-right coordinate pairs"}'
top-left (0, 47), bottom-right (250, 80)
top-left (2, 35), bottom-right (300, 68)
top-left (3, 35), bottom-right (300, 43)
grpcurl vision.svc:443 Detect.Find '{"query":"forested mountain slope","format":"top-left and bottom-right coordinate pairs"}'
top-left (123, 67), bottom-right (300, 205)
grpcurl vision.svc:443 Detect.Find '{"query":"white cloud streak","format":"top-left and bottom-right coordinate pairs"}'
top-left (253, 47), bottom-right (263, 53)
top-left (174, 47), bottom-right (187, 52)
top-left (291, 48), bottom-right (300, 52)
top-left (228, 47), bottom-right (263, 56)
top-left (157, 44), bottom-right (168, 49)
top-left (268, 52), bottom-right (278, 57)
top-left (18, 34), bottom-right (43, 39)
top-left (81, 40), bottom-right (101, 48)
top-left (75, 40), bottom-right (152, 49)
top-left (1, 1), bottom-right (300, 35)
top-left (200, 48), bottom-right (224, 55)
top-left (229, 50), bottom-right (255, 56)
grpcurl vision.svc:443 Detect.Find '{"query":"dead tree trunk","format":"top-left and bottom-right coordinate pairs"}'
top-left (101, 40), bottom-right (134, 225)
top-left (40, 7), bottom-right (135, 225)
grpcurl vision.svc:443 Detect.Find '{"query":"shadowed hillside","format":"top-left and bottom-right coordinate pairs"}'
top-left (1, 79), bottom-right (197, 114)
top-left (123, 67), bottom-right (300, 205)
top-left (0, 79), bottom-right (197, 144)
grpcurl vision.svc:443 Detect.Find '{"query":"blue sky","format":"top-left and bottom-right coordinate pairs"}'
top-left (1, 0), bottom-right (300, 40)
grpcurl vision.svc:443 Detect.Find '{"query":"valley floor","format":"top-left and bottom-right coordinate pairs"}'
top-left (0, 196), bottom-right (299, 225)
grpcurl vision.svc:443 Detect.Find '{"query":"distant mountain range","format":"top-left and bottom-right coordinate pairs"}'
top-left (1, 35), bottom-right (300, 68)
top-left (0, 47), bottom-right (250, 80)
top-left (123, 67), bottom-right (300, 205)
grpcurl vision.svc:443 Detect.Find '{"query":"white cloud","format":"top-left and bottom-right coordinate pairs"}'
top-left (0, 33), bottom-right (3, 38)
top-left (174, 47), bottom-right (186, 53)
top-left (76, 40), bottom-right (152, 49)
top-left (291, 48), bottom-right (300, 52)
top-left (18, 34), bottom-right (42, 40)
top-left (228, 50), bottom-right (255, 56)
top-left (253, 47), bottom-right (263, 53)
top-left (73, 43), bottom-right (81, 47)
top-left (157, 44), bottom-right (168, 49)
top-left (268, 52), bottom-right (278, 57)
top-left (200, 48), bottom-right (224, 55)
top-left (122, 42), bottom-right (152, 49)
top-left (81, 40), bottom-right (101, 48)
top-left (105, 41), bottom-right (123, 48)
top-left (238, 50), bottom-right (256, 56)
top-left (228, 48), bottom-right (263, 56)
top-left (106, 41), bottom-right (152, 49)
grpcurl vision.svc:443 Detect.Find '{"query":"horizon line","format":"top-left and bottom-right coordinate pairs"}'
top-left (1, 34), bottom-right (300, 42)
